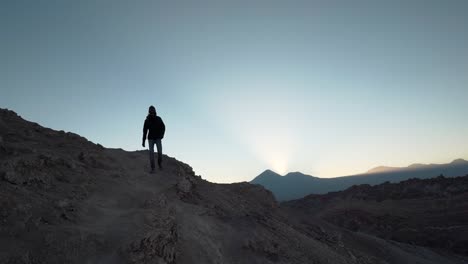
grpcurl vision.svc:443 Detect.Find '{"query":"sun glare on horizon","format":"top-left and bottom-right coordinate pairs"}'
top-left (271, 159), bottom-right (288, 175)
top-left (210, 83), bottom-right (301, 178)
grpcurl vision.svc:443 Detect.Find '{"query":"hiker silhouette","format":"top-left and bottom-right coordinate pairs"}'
top-left (142, 106), bottom-right (166, 172)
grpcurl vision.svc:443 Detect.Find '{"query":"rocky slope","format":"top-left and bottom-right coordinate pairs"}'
top-left (283, 176), bottom-right (468, 257)
top-left (1, 108), bottom-right (467, 264)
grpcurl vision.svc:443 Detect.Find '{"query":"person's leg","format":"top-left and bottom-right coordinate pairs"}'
top-left (156, 139), bottom-right (163, 168)
top-left (148, 139), bottom-right (155, 170)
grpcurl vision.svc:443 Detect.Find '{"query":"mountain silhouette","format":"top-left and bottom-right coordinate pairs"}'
top-left (1, 108), bottom-right (467, 264)
top-left (251, 159), bottom-right (468, 201)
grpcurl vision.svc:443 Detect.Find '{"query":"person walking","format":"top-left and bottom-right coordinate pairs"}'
top-left (142, 106), bottom-right (166, 172)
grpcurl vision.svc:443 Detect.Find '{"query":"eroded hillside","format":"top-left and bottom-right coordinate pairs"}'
top-left (283, 176), bottom-right (468, 256)
top-left (1, 108), bottom-right (467, 264)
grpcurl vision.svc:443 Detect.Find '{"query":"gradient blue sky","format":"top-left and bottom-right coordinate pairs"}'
top-left (2, 0), bottom-right (468, 182)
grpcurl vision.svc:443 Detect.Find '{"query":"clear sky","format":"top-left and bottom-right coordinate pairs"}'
top-left (2, 0), bottom-right (468, 183)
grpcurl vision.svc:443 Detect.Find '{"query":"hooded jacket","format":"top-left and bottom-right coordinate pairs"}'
top-left (143, 114), bottom-right (165, 140)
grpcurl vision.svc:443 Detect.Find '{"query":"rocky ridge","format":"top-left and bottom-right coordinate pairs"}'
top-left (283, 176), bottom-right (468, 256)
top-left (1, 108), bottom-right (467, 264)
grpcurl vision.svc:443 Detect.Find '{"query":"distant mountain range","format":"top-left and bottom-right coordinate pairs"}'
top-left (251, 159), bottom-right (468, 201)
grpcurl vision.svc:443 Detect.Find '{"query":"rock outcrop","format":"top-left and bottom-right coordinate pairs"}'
top-left (1, 108), bottom-right (467, 264)
top-left (284, 176), bottom-right (468, 256)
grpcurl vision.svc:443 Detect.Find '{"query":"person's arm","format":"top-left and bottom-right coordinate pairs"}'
top-left (161, 118), bottom-right (166, 138)
top-left (142, 119), bottom-right (148, 147)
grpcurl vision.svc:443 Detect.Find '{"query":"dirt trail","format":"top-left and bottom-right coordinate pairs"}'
top-left (75, 149), bottom-right (182, 260)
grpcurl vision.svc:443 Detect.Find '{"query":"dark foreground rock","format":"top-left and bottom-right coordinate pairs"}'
top-left (1, 108), bottom-right (467, 264)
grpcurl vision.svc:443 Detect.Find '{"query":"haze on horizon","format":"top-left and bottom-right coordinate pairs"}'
top-left (2, 0), bottom-right (468, 183)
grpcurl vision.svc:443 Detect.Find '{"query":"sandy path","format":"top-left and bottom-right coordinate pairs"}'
top-left (74, 150), bottom-right (180, 262)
